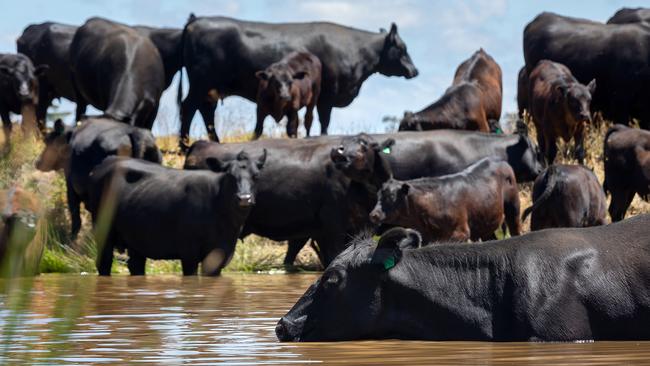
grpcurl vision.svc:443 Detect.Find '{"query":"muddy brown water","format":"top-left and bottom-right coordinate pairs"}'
top-left (0, 274), bottom-right (648, 365)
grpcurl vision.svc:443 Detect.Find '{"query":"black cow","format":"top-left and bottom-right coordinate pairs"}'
top-left (603, 124), bottom-right (650, 222)
top-left (186, 130), bottom-right (544, 266)
top-left (522, 164), bottom-right (607, 230)
top-left (0, 53), bottom-right (47, 140)
top-left (177, 14), bottom-right (418, 148)
top-left (17, 22), bottom-right (78, 126)
top-left (524, 12), bottom-right (650, 129)
top-left (87, 151), bottom-right (266, 276)
top-left (17, 22), bottom-right (182, 123)
top-left (331, 130), bottom-right (545, 186)
top-left (608, 8), bottom-right (650, 24)
top-left (35, 118), bottom-right (162, 239)
top-left (185, 137), bottom-right (375, 267)
top-left (70, 17), bottom-right (165, 128)
top-left (277, 216), bottom-right (650, 341)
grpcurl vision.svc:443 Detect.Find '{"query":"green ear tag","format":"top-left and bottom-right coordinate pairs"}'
top-left (382, 146), bottom-right (391, 154)
top-left (495, 127), bottom-right (503, 135)
top-left (383, 255), bottom-right (395, 270)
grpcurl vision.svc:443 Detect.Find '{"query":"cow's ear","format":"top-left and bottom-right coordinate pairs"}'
top-left (371, 227), bottom-right (421, 270)
top-left (587, 79), bottom-right (597, 94)
top-left (255, 70), bottom-right (269, 81)
top-left (400, 183), bottom-right (410, 195)
top-left (292, 71), bottom-right (307, 80)
top-left (376, 138), bottom-right (395, 154)
top-left (389, 23), bottom-right (398, 39)
top-left (205, 157), bottom-right (229, 172)
top-left (256, 148), bottom-right (267, 170)
top-left (35, 64), bottom-right (49, 77)
top-left (0, 66), bottom-right (11, 77)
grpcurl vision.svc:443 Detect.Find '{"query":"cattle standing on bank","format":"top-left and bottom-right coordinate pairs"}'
top-left (70, 17), bottom-right (165, 128)
top-left (604, 124), bottom-right (650, 222)
top-left (524, 12), bottom-right (650, 129)
top-left (526, 60), bottom-right (595, 165)
top-left (88, 151), bottom-right (266, 276)
top-left (255, 51), bottom-right (321, 138)
top-left (369, 158), bottom-right (521, 242)
top-left (399, 49), bottom-right (502, 133)
top-left (17, 22), bottom-right (78, 126)
top-left (0, 53), bottom-right (46, 140)
top-left (277, 216), bottom-right (650, 341)
top-left (35, 118), bottom-right (162, 239)
top-left (522, 164), bottom-right (607, 230)
top-left (178, 15), bottom-right (418, 148)
top-left (185, 130), bottom-right (544, 266)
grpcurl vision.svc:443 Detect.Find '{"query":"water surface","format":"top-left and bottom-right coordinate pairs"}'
top-left (0, 274), bottom-right (648, 365)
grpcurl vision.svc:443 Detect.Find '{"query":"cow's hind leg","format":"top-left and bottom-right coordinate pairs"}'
top-left (304, 104), bottom-right (315, 137)
top-left (179, 87), bottom-right (203, 150)
top-left (198, 100), bottom-right (219, 142)
top-left (181, 258), bottom-right (198, 276)
top-left (286, 109), bottom-right (299, 138)
top-left (66, 179), bottom-right (82, 241)
top-left (127, 250), bottom-right (146, 275)
top-left (96, 232), bottom-right (115, 276)
top-left (316, 104), bottom-right (332, 135)
top-left (284, 238), bottom-right (308, 266)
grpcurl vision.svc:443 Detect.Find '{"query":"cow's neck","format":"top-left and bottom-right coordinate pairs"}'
top-left (354, 35), bottom-right (387, 85)
top-left (383, 246), bottom-right (513, 340)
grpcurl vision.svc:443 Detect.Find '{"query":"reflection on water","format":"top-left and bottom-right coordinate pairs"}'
top-left (0, 274), bottom-right (649, 365)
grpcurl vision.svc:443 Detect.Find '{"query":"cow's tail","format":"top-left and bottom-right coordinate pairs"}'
top-left (177, 13), bottom-right (197, 109)
top-left (602, 124), bottom-right (624, 195)
top-left (521, 166), bottom-right (557, 222)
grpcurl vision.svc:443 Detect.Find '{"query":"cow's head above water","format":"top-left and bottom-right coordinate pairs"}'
top-left (206, 149), bottom-right (267, 208)
top-left (35, 119), bottom-right (73, 172)
top-left (377, 23), bottom-right (418, 79)
top-left (330, 134), bottom-right (395, 186)
top-left (276, 227), bottom-right (422, 342)
top-left (0, 54), bottom-right (47, 105)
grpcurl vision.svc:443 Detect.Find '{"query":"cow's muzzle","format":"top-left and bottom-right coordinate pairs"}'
top-left (369, 209), bottom-right (385, 224)
top-left (238, 194), bottom-right (254, 207)
top-left (276, 316), bottom-right (302, 342)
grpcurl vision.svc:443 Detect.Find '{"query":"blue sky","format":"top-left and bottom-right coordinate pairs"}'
top-left (0, 0), bottom-right (645, 137)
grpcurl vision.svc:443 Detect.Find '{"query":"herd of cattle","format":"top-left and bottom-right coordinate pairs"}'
top-left (0, 8), bottom-right (650, 342)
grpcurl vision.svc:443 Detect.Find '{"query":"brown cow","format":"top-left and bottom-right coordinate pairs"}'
top-left (522, 164), bottom-right (607, 230)
top-left (399, 49), bottom-right (502, 133)
top-left (604, 124), bottom-right (650, 221)
top-left (0, 187), bottom-right (42, 276)
top-left (368, 157), bottom-right (521, 243)
top-left (527, 60), bottom-right (596, 165)
top-left (255, 51), bottom-right (321, 138)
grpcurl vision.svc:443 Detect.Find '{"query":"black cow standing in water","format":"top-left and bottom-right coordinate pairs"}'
top-left (277, 216), bottom-right (650, 342)
top-left (87, 151), bottom-right (266, 276)
top-left (70, 17), bottom-right (165, 128)
top-left (178, 14), bottom-right (418, 148)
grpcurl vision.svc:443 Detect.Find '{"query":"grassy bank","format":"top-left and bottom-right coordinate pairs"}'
top-left (1, 117), bottom-right (648, 275)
